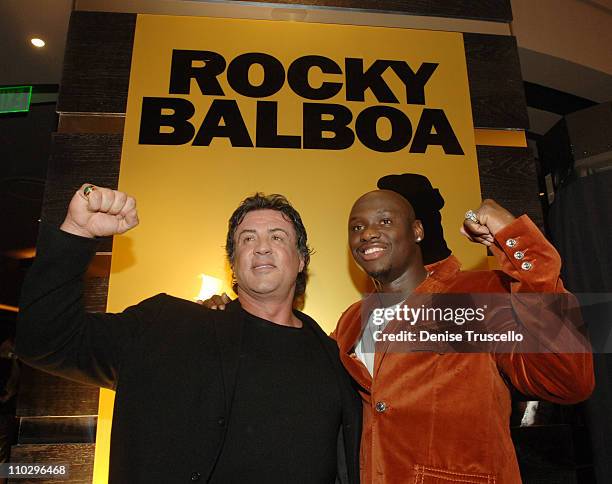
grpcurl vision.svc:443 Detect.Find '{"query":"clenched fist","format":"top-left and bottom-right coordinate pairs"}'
top-left (460, 199), bottom-right (516, 247)
top-left (60, 183), bottom-right (139, 238)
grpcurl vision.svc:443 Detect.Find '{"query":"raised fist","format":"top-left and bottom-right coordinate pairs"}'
top-left (60, 183), bottom-right (139, 238)
top-left (460, 199), bottom-right (516, 247)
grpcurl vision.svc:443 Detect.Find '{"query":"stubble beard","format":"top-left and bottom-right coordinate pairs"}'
top-left (368, 266), bottom-right (392, 284)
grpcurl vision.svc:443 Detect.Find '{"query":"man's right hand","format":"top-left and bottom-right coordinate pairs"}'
top-left (60, 183), bottom-right (139, 238)
top-left (198, 293), bottom-right (232, 310)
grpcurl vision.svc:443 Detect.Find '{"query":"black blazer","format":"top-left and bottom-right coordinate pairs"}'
top-left (16, 225), bottom-right (362, 483)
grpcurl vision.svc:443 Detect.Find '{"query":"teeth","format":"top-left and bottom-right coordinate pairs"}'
top-left (364, 247), bottom-right (384, 255)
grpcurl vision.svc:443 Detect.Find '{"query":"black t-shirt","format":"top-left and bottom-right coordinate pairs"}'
top-left (210, 312), bottom-right (342, 483)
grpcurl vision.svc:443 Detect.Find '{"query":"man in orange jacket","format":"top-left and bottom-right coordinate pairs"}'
top-left (331, 174), bottom-right (593, 483)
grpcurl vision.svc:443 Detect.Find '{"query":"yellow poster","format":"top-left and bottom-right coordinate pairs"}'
top-left (96, 14), bottom-right (483, 482)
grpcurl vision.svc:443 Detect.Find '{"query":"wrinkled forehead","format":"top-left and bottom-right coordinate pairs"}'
top-left (235, 209), bottom-right (296, 235)
top-left (350, 190), bottom-right (415, 220)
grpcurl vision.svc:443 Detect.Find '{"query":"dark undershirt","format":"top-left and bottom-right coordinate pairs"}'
top-left (210, 311), bottom-right (342, 483)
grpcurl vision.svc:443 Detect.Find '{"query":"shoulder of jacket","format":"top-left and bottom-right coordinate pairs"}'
top-left (132, 293), bottom-right (221, 321)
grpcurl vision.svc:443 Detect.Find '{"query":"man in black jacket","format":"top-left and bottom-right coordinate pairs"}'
top-left (16, 184), bottom-right (361, 484)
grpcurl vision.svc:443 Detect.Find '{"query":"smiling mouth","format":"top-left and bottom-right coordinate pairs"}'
top-left (359, 246), bottom-right (387, 261)
top-left (253, 264), bottom-right (276, 270)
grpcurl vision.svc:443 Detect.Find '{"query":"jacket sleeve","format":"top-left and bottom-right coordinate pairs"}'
top-left (15, 224), bottom-right (166, 390)
top-left (491, 216), bottom-right (594, 404)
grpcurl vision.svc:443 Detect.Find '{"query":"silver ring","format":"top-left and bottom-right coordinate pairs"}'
top-left (465, 210), bottom-right (480, 224)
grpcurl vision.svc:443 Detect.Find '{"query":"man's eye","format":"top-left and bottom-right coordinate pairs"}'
top-left (243, 235), bottom-right (255, 242)
top-left (351, 225), bottom-right (363, 232)
top-left (272, 234), bottom-right (283, 241)
top-left (381, 219), bottom-right (392, 225)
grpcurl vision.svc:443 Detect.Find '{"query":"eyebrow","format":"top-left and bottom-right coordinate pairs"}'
top-left (237, 228), bottom-right (290, 237)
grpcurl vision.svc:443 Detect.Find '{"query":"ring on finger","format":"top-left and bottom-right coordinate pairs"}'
top-left (83, 185), bottom-right (96, 197)
top-left (464, 209), bottom-right (480, 224)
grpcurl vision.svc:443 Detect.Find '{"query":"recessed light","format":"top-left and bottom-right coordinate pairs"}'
top-left (31, 38), bottom-right (45, 48)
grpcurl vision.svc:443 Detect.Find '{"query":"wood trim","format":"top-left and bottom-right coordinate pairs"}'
top-left (474, 129), bottom-right (527, 147)
top-left (16, 366), bottom-right (99, 418)
top-left (9, 443), bottom-right (95, 483)
top-left (41, 133), bottom-right (122, 253)
top-left (194, 0), bottom-right (513, 22)
top-left (58, 114), bottom-right (125, 134)
top-left (57, 12), bottom-right (136, 114)
top-left (75, 0), bottom-right (512, 22)
top-left (464, 33), bottom-right (529, 129)
top-left (18, 417), bottom-right (97, 445)
top-left (477, 145), bottom-right (543, 227)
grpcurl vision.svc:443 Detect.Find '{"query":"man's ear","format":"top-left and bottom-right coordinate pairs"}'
top-left (298, 256), bottom-right (305, 273)
top-left (413, 219), bottom-right (424, 242)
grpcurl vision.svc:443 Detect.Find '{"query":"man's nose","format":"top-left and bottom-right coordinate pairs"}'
top-left (361, 226), bottom-right (381, 241)
top-left (254, 238), bottom-right (272, 254)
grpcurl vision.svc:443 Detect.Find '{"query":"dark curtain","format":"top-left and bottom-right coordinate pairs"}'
top-left (548, 170), bottom-right (612, 483)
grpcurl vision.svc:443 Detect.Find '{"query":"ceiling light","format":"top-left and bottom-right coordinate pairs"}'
top-left (31, 38), bottom-right (45, 48)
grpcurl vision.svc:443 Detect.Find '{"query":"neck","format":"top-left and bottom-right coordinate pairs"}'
top-left (237, 290), bottom-right (302, 328)
top-left (376, 262), bottom-right (429, 296)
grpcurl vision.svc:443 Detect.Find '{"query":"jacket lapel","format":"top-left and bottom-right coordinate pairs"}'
top-left (336, 301), bottom-right (373, 392)
top-left (212, 300), bottom-right (245, 414)
top-left (299, 311), bottom-right (362, 484)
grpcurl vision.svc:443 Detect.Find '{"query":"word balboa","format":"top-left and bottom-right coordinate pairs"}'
top-left (138, 50), bottom-right (465, 154)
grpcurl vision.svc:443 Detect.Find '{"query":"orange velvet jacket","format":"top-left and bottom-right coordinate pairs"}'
top-left (332, 215), bottom-right (594, 483)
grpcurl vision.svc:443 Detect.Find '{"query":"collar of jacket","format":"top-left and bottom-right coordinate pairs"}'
top-left (335, 254), bottom-right (463, 391)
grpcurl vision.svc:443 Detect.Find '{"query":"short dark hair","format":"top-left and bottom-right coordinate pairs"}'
top-left (226, 193), bottom-right (312, 298)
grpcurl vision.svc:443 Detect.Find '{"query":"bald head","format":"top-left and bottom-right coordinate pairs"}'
top-left (348, 189), bottom-right (425, 287)
top-left (350, 190), bottom-right (417, 222)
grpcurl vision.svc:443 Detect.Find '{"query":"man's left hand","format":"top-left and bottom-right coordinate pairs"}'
top-left (461, 199), bottom-right (516, 247)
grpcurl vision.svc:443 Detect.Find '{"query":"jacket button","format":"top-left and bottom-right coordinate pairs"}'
top-left (217, 417), bottom-right (225, 426)
top-left (375, 401), bottom-right (387, 413)
top-left (514, 250), bottom-right (525, 260)
top-left (521, 261), bottom-right (533, 271)
top-left (506, 238), bottom-right (517, 248)
top-left (191, 472), bottom-right (201, 481)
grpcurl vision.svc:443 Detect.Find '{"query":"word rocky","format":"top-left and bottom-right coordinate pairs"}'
top-left (138, 50), bottom-right (464, 154)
